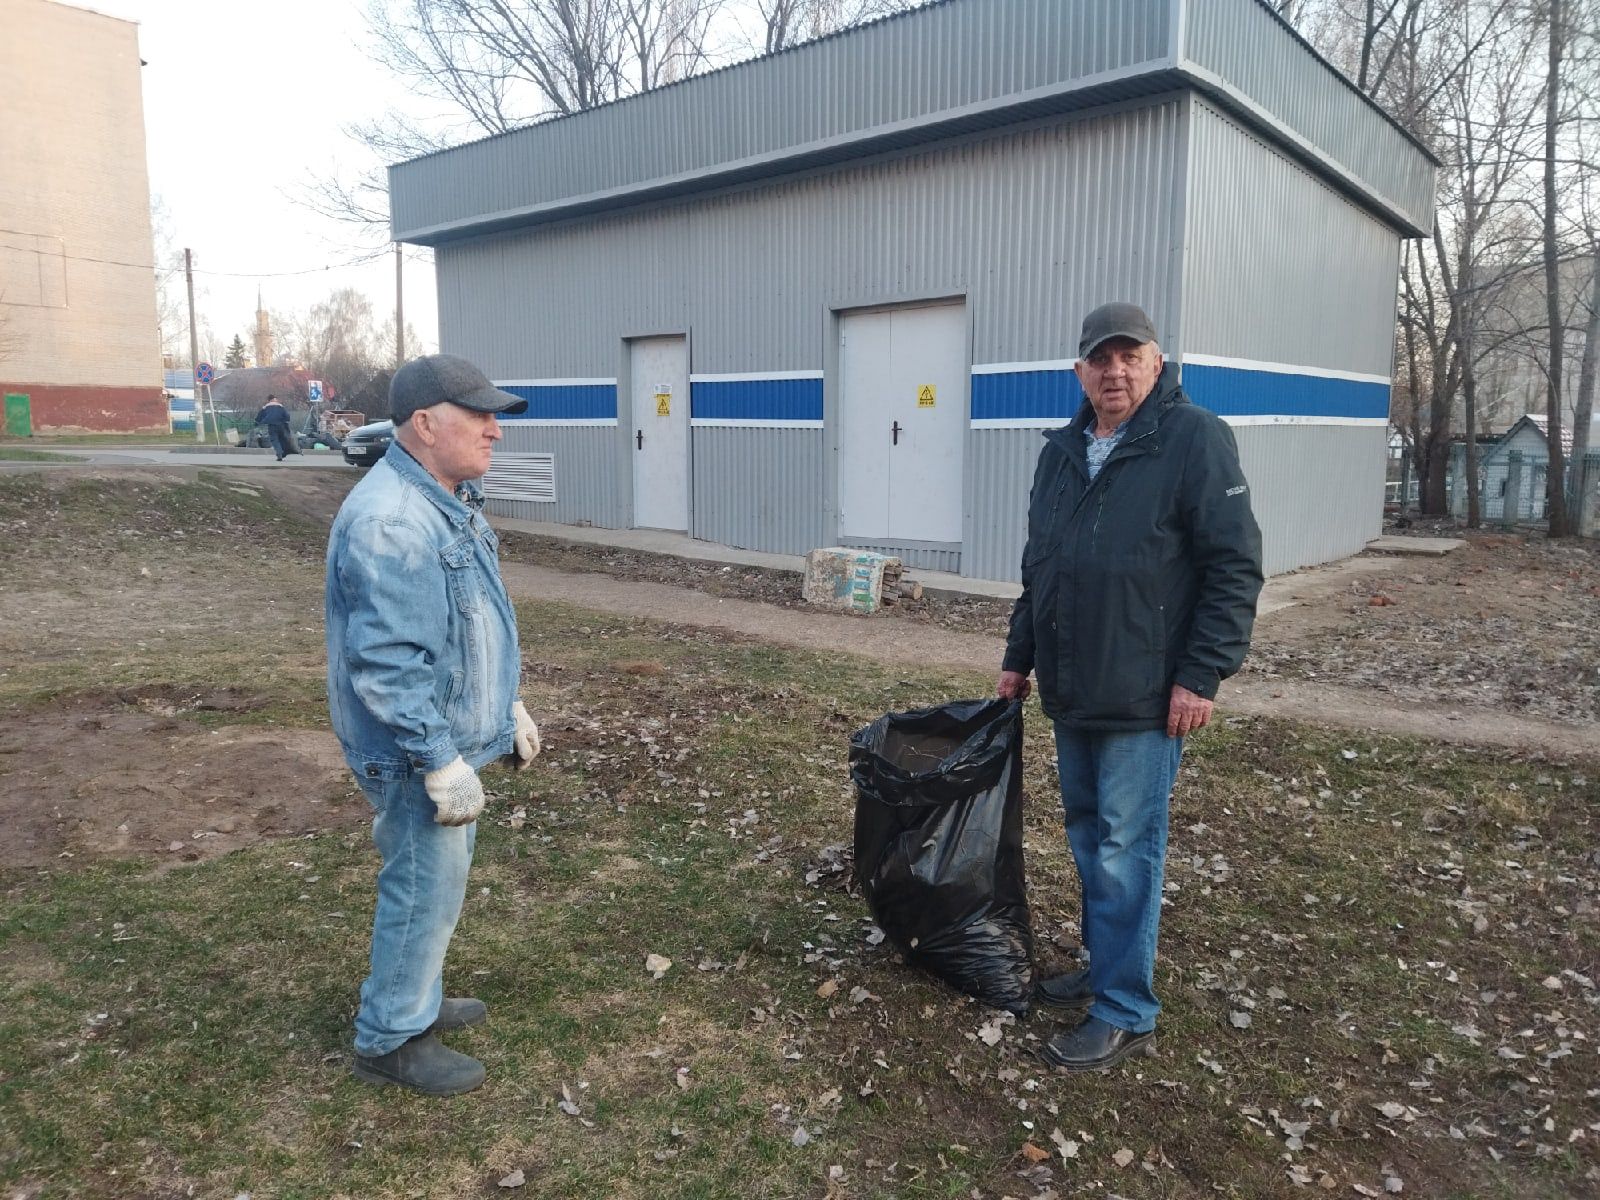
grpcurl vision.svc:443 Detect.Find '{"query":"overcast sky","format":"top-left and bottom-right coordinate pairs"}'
top-left (80, 0), bottom-right (441, 361)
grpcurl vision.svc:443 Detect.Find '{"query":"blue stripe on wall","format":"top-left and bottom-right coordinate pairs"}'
top-left (1181, 364), bottom-right (1390, 420)
top-left (970, 364), bottom-right (1390, 422)
top-left (692, 378), bottom-right (823, 421)
top-left (971, 370), bottom-right (1083, 421)
top-left (500, 383), bottom-right (616, 420)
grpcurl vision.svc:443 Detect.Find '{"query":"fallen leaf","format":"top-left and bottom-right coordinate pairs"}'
top-left (1374, 1101), bottom-right (1407, 1121)
top-left (791, 1126), bottom-right (811, 1147)
top-left (498, 1169), bottom-right (526, 1188)
top-left (1049, 1128), bottom-right (1079, 1159)
top-left (1230, 1011), bottom-right (1253, 1030)
top-left (815, 979), bottom-right (839, 1000)
top-left (978, 1019), bottom-right (1005, 1046)
top-left (645, 953), bottom-right (673, 979)
top-left (1112, 1147), bottom-right (1135, 1168)
top-left (1020, 1141), bottom-right (1050, 1164)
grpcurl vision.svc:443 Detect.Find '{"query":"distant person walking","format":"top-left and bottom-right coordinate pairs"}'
top-left (326, 353), bottom-right (538, 1097)
top-left (255, 394), bottom-right (295, 461)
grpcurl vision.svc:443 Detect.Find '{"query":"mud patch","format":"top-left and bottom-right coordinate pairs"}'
top-left (0, 696), bottom-right (361, 870)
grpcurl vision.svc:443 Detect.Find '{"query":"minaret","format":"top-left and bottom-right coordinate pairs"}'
top-left (253, 287), bottom-right (274, 367)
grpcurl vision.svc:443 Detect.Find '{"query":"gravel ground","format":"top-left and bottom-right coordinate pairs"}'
top-left (1244, 524), bottom-right (1600, 724)
top-left (495, 531), bottom-right (1015, 636)
top-left (498, 523), bottom-right (1600, 726)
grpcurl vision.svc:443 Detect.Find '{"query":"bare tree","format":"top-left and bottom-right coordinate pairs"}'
top-left (314, 0), bottom-right (918, 237)
top-left (149, 195), bottom-right (189, 365)
top-left (1544, 0), bottom-right (1573, 533)
top-left (750, 0), bottom-right (916, 54)
top-left (284, 288), bottom-right (390, 404)
top-left (1282, 0), bottom-right (1600, 533)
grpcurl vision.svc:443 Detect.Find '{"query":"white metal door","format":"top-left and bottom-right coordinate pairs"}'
top-left (838, 309), bottom-right (895, 540)
top-left (630, 336), bottom-right (689, 530)
top-left (838, 302), bottom-right (967, 544)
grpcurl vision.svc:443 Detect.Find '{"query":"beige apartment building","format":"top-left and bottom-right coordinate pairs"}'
top-left (0, 0), bottom-right (163, 433)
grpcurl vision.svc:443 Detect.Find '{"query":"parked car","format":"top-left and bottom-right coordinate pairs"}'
top-left (342, 419), bottom-right (394, 467)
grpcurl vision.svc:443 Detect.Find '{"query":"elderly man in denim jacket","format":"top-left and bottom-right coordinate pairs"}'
top-left (326, 353), bottom-right (540, 1096)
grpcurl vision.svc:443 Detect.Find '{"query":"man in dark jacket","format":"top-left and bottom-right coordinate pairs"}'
top-left (998, 302), bottom-right (1263, 1071)
top-left (255, 394), bottom-right (295, 461)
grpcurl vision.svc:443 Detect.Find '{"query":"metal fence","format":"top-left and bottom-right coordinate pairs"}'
top-left (1450, 449), bottom-right (1600, 534)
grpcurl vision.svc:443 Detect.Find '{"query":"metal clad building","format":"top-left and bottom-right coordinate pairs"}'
top-left (391, 0), bottom-right (1436, 580)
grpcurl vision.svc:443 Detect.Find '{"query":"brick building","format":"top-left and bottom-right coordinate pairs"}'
top-left (0, 0), bottom-right (164, 433)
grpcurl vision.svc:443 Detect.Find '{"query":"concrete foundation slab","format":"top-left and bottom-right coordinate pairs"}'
top-left (1366, 535), bottom-right (1466, 556)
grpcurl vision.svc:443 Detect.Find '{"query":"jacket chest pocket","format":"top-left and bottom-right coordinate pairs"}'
top-left (440, 539), bottom-right (483, 614)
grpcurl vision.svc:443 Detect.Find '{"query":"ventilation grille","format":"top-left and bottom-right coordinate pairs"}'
top-left (483, 453), bottom-right (556, 503)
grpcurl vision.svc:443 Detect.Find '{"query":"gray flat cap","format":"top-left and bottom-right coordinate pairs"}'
top-left (1078, 302), bottom-right (1158, 359)
top-left (390, 353), bottom-right (529, 423)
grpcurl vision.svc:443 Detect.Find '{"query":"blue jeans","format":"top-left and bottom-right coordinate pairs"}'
top-left (1053, 724), bottom-right (1184, 1034)
top-left (353, 773), bottom-right (476, 1057)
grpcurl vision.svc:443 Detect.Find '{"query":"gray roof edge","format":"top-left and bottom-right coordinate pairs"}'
top-left (1240, 0), bottom-right (1440, 169)
top-left (392, 62), bottom-right (1180, 244)
top-left (1180, 68), bottom-right (1434, 238)
top-left (384, 0), bottom-right (958, 173)
top-left (393, 61), bottom-right (1433, 246)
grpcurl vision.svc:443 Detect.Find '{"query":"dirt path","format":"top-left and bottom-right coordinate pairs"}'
top-left (501, 561), bottom-right (1600, 759)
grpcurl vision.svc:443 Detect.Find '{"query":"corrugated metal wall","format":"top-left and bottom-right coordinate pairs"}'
top-left (1182, 0), bottom-right (1435, 234)
top-left (966, 429), bottom-right (1044, 582)
top-left (449, 102), bottom-right (1187, 572)
top-left (445, 90), bottom-right (1410, 581)
top-left (391, 0), bottom-right (1172, 239)
top-left (495, 425), bottom-right (628, 528)
top-left (437, 102), bottom-right (1187, 375)
top-left (690, 427), bottom-right (828, 553)
top-left (1234, 424), bottom-right (1387, 576)
top-left (966, 423), bottom-right (1389, 584)
top-left (1182, 100), bottom-right (1401, 374)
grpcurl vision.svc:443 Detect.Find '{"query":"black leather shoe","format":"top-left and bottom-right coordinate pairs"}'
top-left (1033, 968), bottom-right (1093, 1011)
top-left (1039, 1017), bottom-right (1155, 1072)
top-left (427, 996), bottom-right (487, 1034)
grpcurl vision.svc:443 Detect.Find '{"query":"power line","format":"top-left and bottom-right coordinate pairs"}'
top-left (0, 240), bottom-right (401, 278)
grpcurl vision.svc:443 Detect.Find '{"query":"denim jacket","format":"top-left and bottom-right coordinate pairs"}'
top-left (325, 441), bottom-right (521, 782)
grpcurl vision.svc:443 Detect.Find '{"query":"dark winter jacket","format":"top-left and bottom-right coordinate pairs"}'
top-left (255, 401), bottom-right (290, 428)
top-left (1002, 364), bottom-right (1264, 731)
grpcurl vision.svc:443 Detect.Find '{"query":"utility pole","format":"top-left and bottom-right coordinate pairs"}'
top-left (185, 247), bottom-right (202, 443)
top-left (395, 243), bottom-right (405, 369)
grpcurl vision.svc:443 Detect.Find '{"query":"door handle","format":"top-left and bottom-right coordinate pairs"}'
top-left (891, 420), bottom-right (903, 446)
top-left (636, 429), bottom-right (644, 450)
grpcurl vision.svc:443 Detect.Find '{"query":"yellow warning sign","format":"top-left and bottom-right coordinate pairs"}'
top-left (655, 393), bottom-right (671, 416)
top-left (917, 384), bottom-right (937, 408)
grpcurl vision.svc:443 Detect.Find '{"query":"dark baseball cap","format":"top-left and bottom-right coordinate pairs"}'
top-left (1078, 302), bottom-right (1159, 359)
top-left (389, 353), bottom-right (529, 423)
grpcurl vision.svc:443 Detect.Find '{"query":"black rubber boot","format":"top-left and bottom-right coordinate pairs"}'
top-left (352, 1033), bottom-right (486, 1096)
top-left (428, 996), bottom-right (487, 1034)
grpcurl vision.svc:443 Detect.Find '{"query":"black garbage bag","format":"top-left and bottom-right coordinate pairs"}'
top-left (850, 698), bottom-right (1035, 1014)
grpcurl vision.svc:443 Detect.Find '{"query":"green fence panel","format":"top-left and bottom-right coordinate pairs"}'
top-left (4, 393), bottom-right (30, 438)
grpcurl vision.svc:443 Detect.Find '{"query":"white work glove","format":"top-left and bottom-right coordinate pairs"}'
top-left (512, 700), bottom-right (541, 768)
top-left (424, 757), bottom-right (485, 826)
